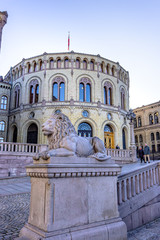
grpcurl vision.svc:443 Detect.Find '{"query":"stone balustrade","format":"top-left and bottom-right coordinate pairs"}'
top-left (106, 148), bottom-right (136, 163)
top-left (117, 162), bottom-right (160, 205)
top-left (0, 142), bottom-right (48, 154)
top-left (118, 161), bottom-right (160, 230)
top-left (0, 142), bottom-right (136, 163)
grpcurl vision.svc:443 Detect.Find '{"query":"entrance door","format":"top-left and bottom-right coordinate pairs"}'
top-left (27, 123), bottom-right (38, 144)
top-left (104, 124), bottom-right (114, 149)
top-left (13, 126), bottom-right (17, 142)
top-left (122, 128), bottom-right (126, 149)
top-left (104, 132), bottom-right (114, 149)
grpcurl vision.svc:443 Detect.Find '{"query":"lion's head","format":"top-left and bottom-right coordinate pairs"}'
top-left (42, 113), bottom-right (77, 149)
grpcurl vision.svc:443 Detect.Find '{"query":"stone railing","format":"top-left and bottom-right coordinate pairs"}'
top-left (0, 142), bottom-right (136, 163)
top-left (0, 142), bottom-right (48, 154)
top-left (106, 148), bottom-right (136, 163)
top-left (117, 162), bottom-right (160, 205)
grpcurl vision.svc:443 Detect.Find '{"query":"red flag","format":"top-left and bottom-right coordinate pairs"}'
top-left (68, 32), bottom-right (70, 51)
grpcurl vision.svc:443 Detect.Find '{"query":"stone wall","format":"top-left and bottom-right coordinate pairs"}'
top-left (0, 153), bottom-right (33, 178)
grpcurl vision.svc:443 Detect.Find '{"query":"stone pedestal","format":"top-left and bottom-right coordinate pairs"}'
top-left (17, 156), bottom-right (127, 240)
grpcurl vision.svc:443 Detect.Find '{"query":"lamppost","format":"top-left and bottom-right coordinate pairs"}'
top-left (126, 109), bottom-right (137, 162)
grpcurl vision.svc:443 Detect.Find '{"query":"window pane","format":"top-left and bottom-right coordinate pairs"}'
top-left (79, 83), bottom-right (84, 102)
top-left (59, 82), bottom-right (65, 101)
top-left (76, 59), bottom-right (80, 68)
top-left (30, 86), bottom-right (34, 103)
top-left (1, 96), bottom-right (7, 109)
top-left (0, 121), bottom-right (5, 131)
top-left (108, 88), bottom-right (111, 105)
top-left (35, 85), bottom-right (39, 103)
top-left (53, 83), bottom-right (58, 101)
top-left (86, 84), bottom-right (91, 102)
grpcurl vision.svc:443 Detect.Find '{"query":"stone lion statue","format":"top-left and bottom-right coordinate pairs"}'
top-left (34, 112), bottom-right (110, 161)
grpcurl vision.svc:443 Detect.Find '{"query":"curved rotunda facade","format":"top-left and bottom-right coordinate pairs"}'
top-left (1, 51), bottom-right (130, 149)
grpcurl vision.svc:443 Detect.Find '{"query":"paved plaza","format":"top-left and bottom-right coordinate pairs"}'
top-left (0, 161), bottom-right (160, 240)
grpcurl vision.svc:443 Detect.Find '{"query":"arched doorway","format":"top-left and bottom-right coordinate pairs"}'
top-left (104, 125), bottom-right (114, 149)
top-left (122, 128), bottom-right (126, 149)
top-left (27, 123), bottom-right (38, 144)
top-left (78, 122), bottom-right (92, 137)
top-left (13, 126), bottom-right (18, 143)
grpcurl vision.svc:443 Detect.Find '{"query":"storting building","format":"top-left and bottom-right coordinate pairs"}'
top-left (0, 51), bottom-right (132, 149)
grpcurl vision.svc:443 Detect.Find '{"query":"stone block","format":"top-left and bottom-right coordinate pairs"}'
top-left (17, 156), bottom-right (127, 239)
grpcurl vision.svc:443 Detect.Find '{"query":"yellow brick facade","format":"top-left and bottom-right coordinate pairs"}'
top-left (133, 102), bottom-right (160, 153)
top-left (1, 52), bottom-right (131, 149)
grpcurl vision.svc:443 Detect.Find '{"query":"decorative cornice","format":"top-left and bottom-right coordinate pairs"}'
top-left (27, 170), bottom-right (120, 178)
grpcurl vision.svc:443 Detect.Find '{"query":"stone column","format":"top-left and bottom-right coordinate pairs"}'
top-left (17, 156), bottom-right (127, 240)
top-left (129, 121), bottom-right (137, 162)
top-left (0, 11), bottom-right (8, 52)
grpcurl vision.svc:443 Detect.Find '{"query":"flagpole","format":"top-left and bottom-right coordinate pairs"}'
top-left (68, 31), bottom-right (70, 51)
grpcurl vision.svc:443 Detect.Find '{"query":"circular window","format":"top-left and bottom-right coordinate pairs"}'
top-left (82, 110), bottom-right (89, 118)
top-left (55, 109), bottom-right (61, 114)
top-left (29, 112), bottom-right (35, 119)
top-left (107, 113), bottom-right (112, 120)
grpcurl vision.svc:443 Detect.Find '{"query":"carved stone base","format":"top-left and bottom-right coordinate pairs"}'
top-left (18, 218), bottom-right (127, 240)
top-left (16, 157), bottom-right (127, 240)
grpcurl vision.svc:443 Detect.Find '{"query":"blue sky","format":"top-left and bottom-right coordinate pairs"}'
top-left (0, 0), bottom-right (160, 108)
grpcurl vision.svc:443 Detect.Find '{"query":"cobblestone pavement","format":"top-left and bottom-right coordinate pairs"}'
top-left (128, 218), bottom-right (160, 240)
top-left (0, 193), bottom-right (30, 240)
top-left (1, 192), bottom-right (160, 240)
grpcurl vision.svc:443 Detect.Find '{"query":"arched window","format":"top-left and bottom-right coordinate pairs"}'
top-left (49, 58), bottom-right (54, 69)
top-left (0, 121), bottom-right (5, 131)
top-left (27, 63), bottom-right (31, 73)
top-left (27, 123), bottom-right (38, 144)
top-left (104, 125), bottom-right (113, 132)
top-left (79, 83), bottom-right (84, 102)
top-left (156, 132), bottom-right (160, 140)
top-left (52, 77), bottom-right (65, 101)
top-left (139, 134), bottom-right (143, 143)
top-left (57, 59), bottom-right (61, 69)
top-left (14, 86), bottom-right (20, 108)
top-left (39, 60), bottom-right (43, 70)
top-left (90, 60), bottom-right (94, 70)
top-left (53, 82), bottom-right (58, 101)
top-left (83, 60), bottom-right (87, 70)
top-left (121, 88), bottom-right (125, 110)
top-left (35, 84), bottom-right (39, 103)
top-left (135, 135), bottom-right (138, 143)
top-left (151, 133), bottom-right (155, 141)
top-left (122, 128), bottom-right (126, 149)
top-left (79, 78), bottom-right (91, 102)
top-left (104, 82), bottom-right (113, 105)
top-left (111, 66), bottom-right (115, 76)
top-left (19, 66), bottom-right (23, 77)
top-left (13, 125), bottom-right (17, 142)
top-left (76, 59), bottom-right (80, 69)
top-left (59, 82), bottom-right (65, 101)
top-left (100, 63), bottom-right (104, 73)
top-left (134, 119), bottom-right (137, 128)
top-left (29, 80), bottom-right (39, 104)
top-left (149, 114), bottom-right (153, 125)
top-left (33, 62), bottom-right (37, 72)
top-left (1, 96), bottom-right (7, 110)
top-left (78, 122), bottom-right (92, 137)
top-left (86, 84), bottom-right (91, 102)
top-left (138, 117), bottom-right (142, 127)
top-left (64, 58), bottom-right (69, 68)
top-left (154, 112), bottom-right (159, 124)
top-left (106, 64), bottom-right (110, 74)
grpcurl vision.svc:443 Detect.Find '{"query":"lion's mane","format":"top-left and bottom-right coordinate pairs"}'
top-left (47, 113), bottom-right (77, 150)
